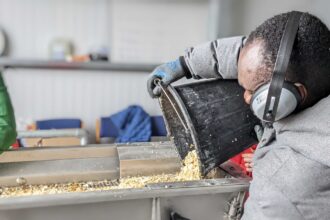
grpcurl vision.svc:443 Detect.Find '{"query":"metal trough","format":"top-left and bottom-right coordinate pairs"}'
top-left (0, 178), bottom-right (249, 220)
top-left (0, 142), bottom-right (249, 220)
top-left (0, 142), bottom-right (181, 186)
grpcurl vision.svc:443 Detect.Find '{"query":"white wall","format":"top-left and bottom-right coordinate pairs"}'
top-left (111, 0), bottom-right (209, 63)
top-left (0, 0), bottom-right (210, 140)
top-left (3, 69), bottom-right (155, 137)
top-left (0, 0), bottom-right (112, 58)
top-left (218, 0), bottom-right (330, 36)
top-left (0, 0), bottom-right (209, 61)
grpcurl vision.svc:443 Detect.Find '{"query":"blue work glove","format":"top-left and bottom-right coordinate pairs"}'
top-left (147, 58), bottom-right (189, 98)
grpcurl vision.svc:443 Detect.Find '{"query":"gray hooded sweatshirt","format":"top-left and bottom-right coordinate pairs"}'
top-left (242, 95), bottom-right (330, 220)
top-left (183, 36), bottom-right (330, 219)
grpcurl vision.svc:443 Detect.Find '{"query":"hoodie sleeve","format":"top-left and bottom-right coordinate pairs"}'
top-left (0, 73), bottom-right (17, 153)
top-left (181, 36), bottom-right (246, 80)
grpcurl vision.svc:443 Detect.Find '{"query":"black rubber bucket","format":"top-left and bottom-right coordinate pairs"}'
top-left (159, 79), bottom-right (261, 175)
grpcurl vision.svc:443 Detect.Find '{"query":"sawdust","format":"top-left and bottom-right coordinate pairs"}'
top-left (117, 150), bottom-right (201, 189)
top-left (0, 150), bottom-right (201, 197)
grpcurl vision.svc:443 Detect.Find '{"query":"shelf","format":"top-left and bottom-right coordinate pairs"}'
top-left (0, 58), bottom-right (159, 72)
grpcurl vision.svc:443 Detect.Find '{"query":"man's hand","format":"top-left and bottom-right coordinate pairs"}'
top-left (147, 59), bottom-right (187, 98)
top-left (241, 125), bottom-right (263, 173)
top-left (242, 152), bottom-right (254, 172)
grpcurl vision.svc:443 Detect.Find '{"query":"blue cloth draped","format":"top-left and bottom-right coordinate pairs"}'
top-left (109, 105), bottom-right (151, 143)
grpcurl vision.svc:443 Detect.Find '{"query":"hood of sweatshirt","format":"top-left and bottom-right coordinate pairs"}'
top-left (271, 95), bottom-right (330, 167)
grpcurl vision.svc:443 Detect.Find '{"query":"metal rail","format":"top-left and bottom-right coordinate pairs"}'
top-left (0, 58), bottom-right (158, 72)
top-left (18, 129), bottom-right (89, 146)
top-left (18, 129), bottom-right (88, 139)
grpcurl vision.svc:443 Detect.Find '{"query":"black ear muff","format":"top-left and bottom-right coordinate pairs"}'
top-left (250, 11), bottom-right (303, 124)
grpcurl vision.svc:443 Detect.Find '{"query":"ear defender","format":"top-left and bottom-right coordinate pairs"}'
top-left (250, 11), bottom-right (303, 124)
top-left (250, 82), bottom-right (302, 121)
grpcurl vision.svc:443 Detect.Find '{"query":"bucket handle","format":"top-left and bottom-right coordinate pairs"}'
top-left (154, 79), bottom-right (190, 133)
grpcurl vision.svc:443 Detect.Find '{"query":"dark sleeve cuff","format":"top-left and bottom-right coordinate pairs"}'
top-left (179, 56), bottom-right (192, 79)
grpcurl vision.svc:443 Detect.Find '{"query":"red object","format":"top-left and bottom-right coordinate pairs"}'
top-left (11, 140), bottom-right (20, 149)
top-left (229, 144), bottom-right (257, 177)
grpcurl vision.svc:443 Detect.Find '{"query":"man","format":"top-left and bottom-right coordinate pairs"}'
top-left (0, 73), bottom-right (17, 153)
top-left (147, 11), bottom-right (330, 219)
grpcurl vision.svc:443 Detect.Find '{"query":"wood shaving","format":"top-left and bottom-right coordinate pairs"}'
top-left (0, 150), bottom-right (201, 197)
top-left (117, 150), bottom-right (201, 189)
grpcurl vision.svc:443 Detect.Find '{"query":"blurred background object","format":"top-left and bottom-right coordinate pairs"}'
top-left (0, 28), bottom-right (7, 56)
top-left (17, 118), bottom-right (88, 147)
top-left (96, 114), bottom-right (167, 144)
top-left (49, 38), bottom-right (74, 60)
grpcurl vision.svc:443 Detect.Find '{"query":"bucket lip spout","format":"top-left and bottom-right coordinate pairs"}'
top-left (159, 84), bottom-right (205, 175)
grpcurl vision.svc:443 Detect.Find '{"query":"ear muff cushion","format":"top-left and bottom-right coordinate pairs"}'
top-left (250, 82), bottom-right (301, 121)
top-left (282, 82), bottom-right (302, 103)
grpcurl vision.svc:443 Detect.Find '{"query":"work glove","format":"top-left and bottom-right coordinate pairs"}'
top-left (147, 58), bottom-right (189, 98)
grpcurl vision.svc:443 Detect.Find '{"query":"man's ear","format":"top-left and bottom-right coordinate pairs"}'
top-left (294, 83), bottom-right (307, 104)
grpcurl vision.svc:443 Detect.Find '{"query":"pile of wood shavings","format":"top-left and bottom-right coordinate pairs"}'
top-left (0, 180), bottom-right (119, 198)
top-left (118, 150), bottom-right (201, 189)
top-left (0, 150), bottom-right (201, 197)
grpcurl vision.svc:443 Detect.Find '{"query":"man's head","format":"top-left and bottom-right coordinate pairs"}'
top-left (238, 11), bottom-right (330, 112)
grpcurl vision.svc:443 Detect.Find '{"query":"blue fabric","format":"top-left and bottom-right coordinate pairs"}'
top-left (36, 119), bottom-right (81, 130)
top-left (109, 105), bottom-right (151, 143)
top-left (100, 117), bottom-right (119, 138)
top-left (100, 115), bottom-right (166, 138)
top-left (151, 116), bottom-right (167, 136)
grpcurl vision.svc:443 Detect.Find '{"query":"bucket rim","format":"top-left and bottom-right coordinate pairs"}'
top-left (161, 84), bottom-right (206, 175)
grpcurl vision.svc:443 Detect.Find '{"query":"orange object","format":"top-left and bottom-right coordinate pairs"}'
top-left (71, 55), bottom-right (90, 62)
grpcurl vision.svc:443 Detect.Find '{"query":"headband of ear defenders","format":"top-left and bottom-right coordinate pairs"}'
top-left (263, 11), bottom-right (302, 123)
